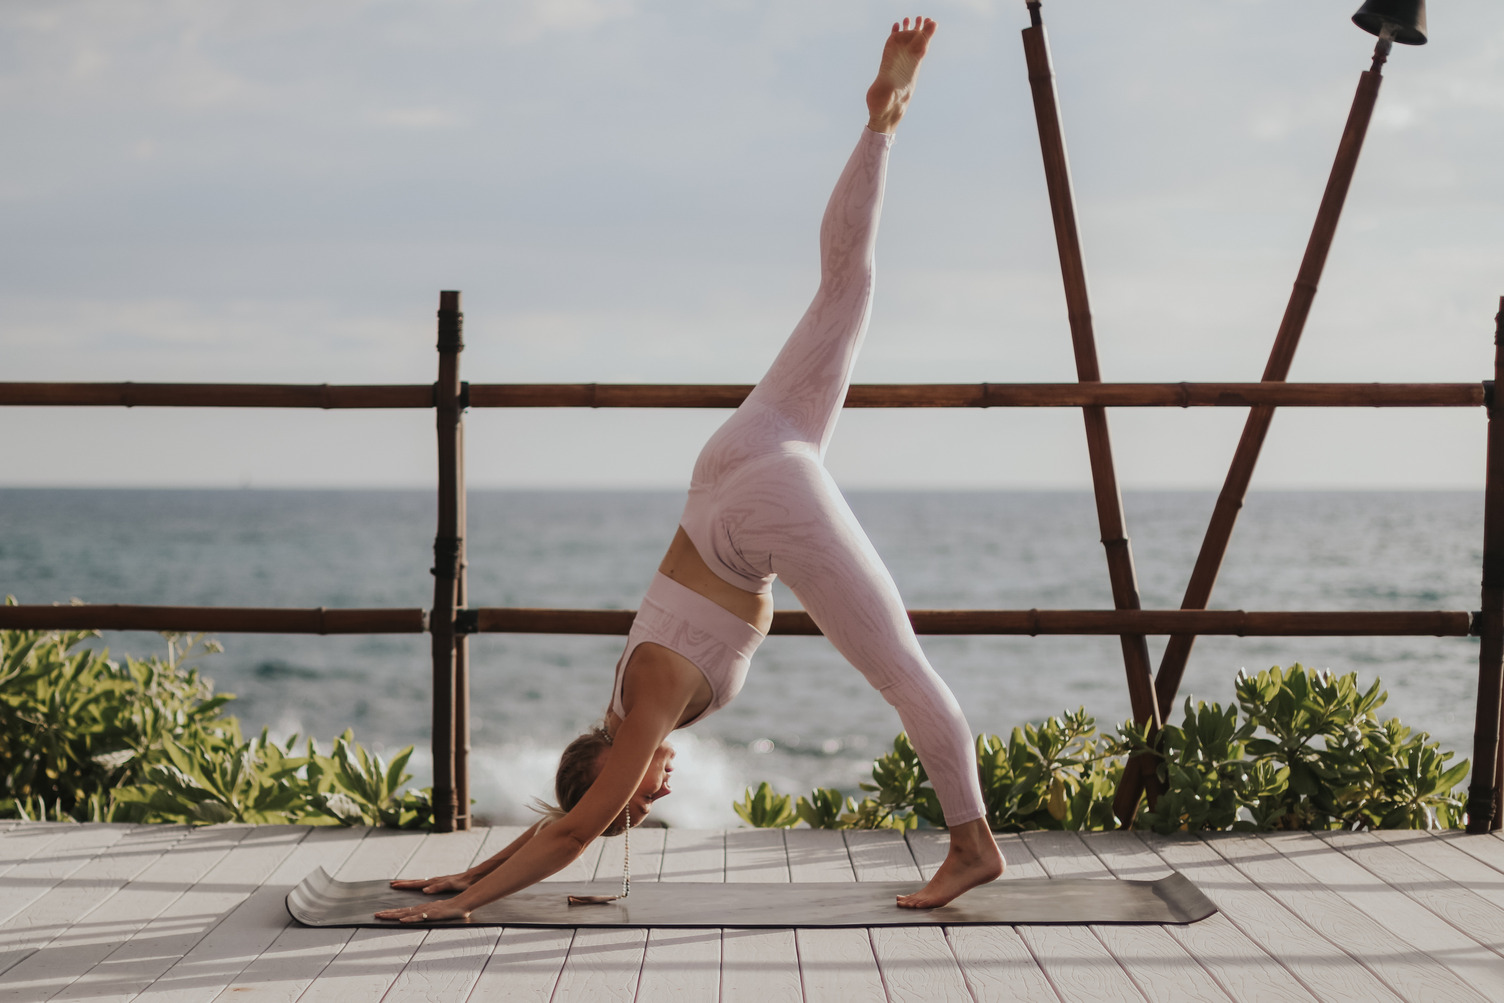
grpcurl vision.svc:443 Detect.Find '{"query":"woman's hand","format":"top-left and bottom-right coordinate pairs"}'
top-left (388, 871), bottom-right (473, 895)
top-left (374, 896), bottom-right (473, 924)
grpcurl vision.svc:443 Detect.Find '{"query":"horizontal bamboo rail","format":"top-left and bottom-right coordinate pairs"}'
top-left (0, 604), bottom-right (1471, 638)
top-left (0, 382), bottom-right (1486, 409)
top-left (0, 384), bottom-right (434, 408)
top-left (0, 606), bottom-right (428, 634)
top-left (474, 607), bottom-right (1475, 638)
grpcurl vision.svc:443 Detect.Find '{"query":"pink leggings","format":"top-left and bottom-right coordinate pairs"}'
top-left (680, 129), bottom-right (987, 826)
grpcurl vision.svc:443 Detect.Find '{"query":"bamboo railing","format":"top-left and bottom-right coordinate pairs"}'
top-left (4, 326), bottom-right (1501, 834)
top-left (471, 608), bottom-right (1474, 638)
top-left (0, 606), bottom-right (427, 634)
top-left (4, 382), bottom-right (1482, 410)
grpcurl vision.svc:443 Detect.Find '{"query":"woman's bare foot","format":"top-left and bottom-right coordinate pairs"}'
top-left (896, 818), bottom-right (1003, 909)
top-left (866, 16), bottom-right (938, 134)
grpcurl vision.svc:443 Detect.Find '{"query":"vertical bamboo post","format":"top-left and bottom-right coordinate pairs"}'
top-left (455, 412), bottom-right (471, 831)
top-left (1021, 1), bottom-right (1160, 825)
top-left (431, 290), bottom-right (464, 833)
top-left (1150, 40), bottom-right (1390, 725)
top-left (1467, 299), bottom-right (1504, 834)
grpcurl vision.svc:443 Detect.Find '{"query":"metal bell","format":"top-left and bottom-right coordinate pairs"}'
top-left (1352, 0), bottom-right (1428, 45)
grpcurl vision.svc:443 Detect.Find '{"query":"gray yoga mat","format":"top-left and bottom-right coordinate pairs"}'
top-left (286, 867), bottom-right (1216, 928)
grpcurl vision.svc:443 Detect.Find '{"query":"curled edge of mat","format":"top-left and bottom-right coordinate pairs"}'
top-left (286, 866), bottom-right (1218, 929)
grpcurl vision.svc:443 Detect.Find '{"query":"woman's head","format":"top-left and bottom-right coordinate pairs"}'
top-left (550, 724), bottom-right (614, 825)
top-left (545, 725), bottom-right (676, 837)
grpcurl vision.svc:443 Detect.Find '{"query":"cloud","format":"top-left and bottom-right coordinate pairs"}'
top-left (367, 106), bottom-right (468, 130)
top-left (525, 0), bottom-right (637, 37)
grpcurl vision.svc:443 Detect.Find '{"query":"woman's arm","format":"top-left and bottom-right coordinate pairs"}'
top-left (375, 707), bottom-right (679, 922)
top-left (388, 819), bottom-right (547, 894)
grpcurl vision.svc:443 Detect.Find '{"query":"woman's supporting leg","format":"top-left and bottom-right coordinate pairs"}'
top-left (765, 457), bottom-right (1003, 908)
top-left (765, 460), bottom-right (984, 823)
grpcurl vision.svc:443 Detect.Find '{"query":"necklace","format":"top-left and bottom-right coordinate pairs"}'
top-left (566, 805), bottom-right (631, 905)
top-left (620, 806), bottom-right (631, 900)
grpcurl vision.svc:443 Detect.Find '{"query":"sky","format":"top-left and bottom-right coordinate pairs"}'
top-left (3, 0), bottom-right (1503, 490)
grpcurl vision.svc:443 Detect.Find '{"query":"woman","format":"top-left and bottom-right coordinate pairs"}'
top-left (379, 16), bottom-right (1002, 922)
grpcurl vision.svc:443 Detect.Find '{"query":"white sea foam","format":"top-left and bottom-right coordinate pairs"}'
top-left (459, 732), bottom-right (766, 829)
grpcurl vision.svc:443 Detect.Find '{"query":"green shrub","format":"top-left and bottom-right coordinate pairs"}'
top-left (0, 615), bottom-right (434, 828)
top-left (975, 708), bottom-right (1120, 832)
top-left (1118, 699), bottom-right (1288, 834)
top-left (1234, 664), bottom-right (1468, 830)
top-left (737, 665), bottom-right (1469, 834)
top-left (732, 781), bottom-right (798, 828)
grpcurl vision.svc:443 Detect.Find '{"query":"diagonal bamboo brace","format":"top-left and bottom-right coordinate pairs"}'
top-left (1021, 2), bottom-right (1161, 825)
top-left (1151, 44), bottom-right (1389, 724)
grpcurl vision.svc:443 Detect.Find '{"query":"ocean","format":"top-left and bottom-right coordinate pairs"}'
top-left (0, 488), bottom-right (1486, 827)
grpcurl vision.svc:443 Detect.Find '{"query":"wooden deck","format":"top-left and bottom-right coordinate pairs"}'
top-left (2, 822), bottom-right (1503, 1001)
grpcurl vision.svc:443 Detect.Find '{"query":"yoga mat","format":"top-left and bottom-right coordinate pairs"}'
top-left (286, 867), bottom-right (1216, 928)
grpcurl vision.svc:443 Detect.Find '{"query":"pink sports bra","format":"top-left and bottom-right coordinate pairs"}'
top-left (610, 572), bottom-right (766, 727)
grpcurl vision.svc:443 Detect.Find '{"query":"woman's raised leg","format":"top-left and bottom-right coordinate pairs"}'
top-left (736, 17), bottom-right (938, 459)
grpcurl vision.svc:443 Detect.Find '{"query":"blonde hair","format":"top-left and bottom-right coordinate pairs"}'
top-left (533, 724), bottom-right (630, 837)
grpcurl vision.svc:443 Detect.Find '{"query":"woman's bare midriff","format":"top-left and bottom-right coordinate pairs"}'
top-left (657, 527), bottom-right (774, 633)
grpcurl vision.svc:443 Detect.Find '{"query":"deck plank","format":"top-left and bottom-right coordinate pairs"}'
top-left (55, 824), bottom-right (311, 1003)
top-left (26, 826), bottom-right (252, 1002)
top-left (720, 828), bottom-right (801, 1003)
top-left (366, 827), bottom-right (509, 1003)
top-left (548, 827), bottom-right (662, 1001)
top-left (1015, 832), bottom-right (1150, 1003)
top-left (994, 834), bottom-right (1100, 1002)
top-left (550, 926), bottom-right (648, 1001)
top-left (471, 927), bottom-right (577, 1002)
top-left (0, 824), bottom-right (189, 1001)
top-left (846, 830), bottom-right (971, 1003)
top-left (661, 828), bottom-right (725, 883)
top-left (1281, 832), bottom-right (1504, 999)
top-left (295, 828), bottom-right (486, 1003)
top-left (1336, 830), bottom-right (1504, 952)
top-left (636, 828), bottom-right (728, 1003)
top-left (191, 830), bottom-right (372, 998)
top-left (467, 825), bottom-right (575, 1002)
top-left (1086, 832), bottom-right (1314, 1003)
top-left (1027, 831), bottom-right (1228, 1002)
top-left (470, 825), bottom-right (649, 1002)
top-left (622, 826), bottom-right (721, 1003)
top-left (207, 827), bottom-right (417, 1003)
top-left (907, 831), bottom-right (1061, 1003)
top-left (137, 825), bottom-right (367, 1003)
top-left (1381, 829), bottom-right (1504, 915)
top-left (1146, 834), bottom-right (1398, 1003)
top-left (595, 825), bottom-right (667, 886)
top-left (1435, 828), bottom-right (1504, 874)
top-left (0, 824), bottom-right (83, 879)
top-left (1210, 832), bottom-right (1488, 1002)
top-left (787, 829), bottom-right (884, 1003)
top-left (0, 824), bottom-right (138, 929)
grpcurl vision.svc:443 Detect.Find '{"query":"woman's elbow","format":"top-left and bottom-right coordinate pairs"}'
top-left (549, 820), bottom-right (597, 857)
